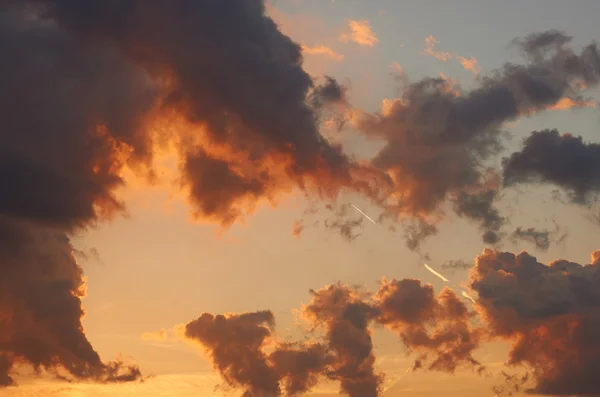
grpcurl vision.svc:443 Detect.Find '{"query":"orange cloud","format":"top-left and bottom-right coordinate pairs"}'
top-left (301, 44), bottom-right (344, 61)
top-left (547, 97), bottom-right (596, 110)
top-left (456, 55), bottom-right (481, 75)
top-left (421, 35), bottom-right (452, 62)
top-left (339, 20), bottom-right (379, 47)
top-left (421, 35), bottom-right (481, 76)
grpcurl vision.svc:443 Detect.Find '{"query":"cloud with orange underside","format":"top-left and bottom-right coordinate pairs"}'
top-left (339, 19), bottom-right (379, 47)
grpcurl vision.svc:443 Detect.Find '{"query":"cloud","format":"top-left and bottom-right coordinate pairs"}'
top-left (302, 284), bottom-right (383, 397)
top-left (421, 35), bottom-right (481, 75)
top-left (469, 249), bottom-right (600, 396)
top-left (180, 279), bottom-right (487, 397)
top-left (509, 224), bottom-right (567, 252)
top-left (374, 279), bottom-right (483, 373)
top-left (0, 218), bottom-right (141, 386)
top-left (31, 0), bottom-right (381, 228)
top-left (301, 44), bottom-right (344, 61)
top-left (503, 129), bottom-right (600, 205)
top-left (183, 311), bottom-right (330, 397)
top-left (184, 311), bottom-right (281, 396)
top-left (323, 203), bottom-right (364, 242)
top-left (453, 189), bottom-right (505, 245)
top-left (357, 31), bottom-right (600, 244)
top-left (421, 35), bottom-right (452, 62)
top-left (339, 20), bottom-right (379, 47)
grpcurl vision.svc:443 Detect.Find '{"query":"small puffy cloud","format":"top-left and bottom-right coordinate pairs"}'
top-left (339, 20), bottom-right (379, 47)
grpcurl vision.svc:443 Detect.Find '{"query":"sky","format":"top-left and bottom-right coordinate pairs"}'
top-left (1, 1), bottom-right (600, 397)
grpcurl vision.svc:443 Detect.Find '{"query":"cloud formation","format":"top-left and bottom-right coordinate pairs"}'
top-left (503, 129), bottom-right (600, 205)
top-left (303, 284), bottom-right (383, 397)
top-left (375, 279), bottom-right (483, 373)
top-left (301, 44), bottom-right (344, 61)
top-left (420, 35), bottom-right (481, 75)
top-left (182, 279), bottom-right (484, 397)
top-left (357, 30), bottom-right (600, 243)
top-left (339, 20), bottom-right (379, 47)
top-left (469, 249), bottom-right (600, 396)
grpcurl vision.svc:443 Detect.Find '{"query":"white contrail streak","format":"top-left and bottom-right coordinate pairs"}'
top-left (462, 291), bottom-right (476, 303)
top-left (350, 204), bottom-right (379, 226)
top-left (423, 263), bottom-right (450, 282)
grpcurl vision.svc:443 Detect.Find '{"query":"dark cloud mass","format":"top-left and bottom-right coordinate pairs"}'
top-left (0, 4), bottom-right (156, 229)
top-left (503, 129), bottom-right (600, 204)
top-left (0, 0), bottom-right (369, 386)
top-left (32, 0), bottom-right (365, 223)
top-left (470, 249), bottom-right (600, 396)
top-left (0, 3), bottom-right (149, 385)
top-left (0, 217), bottom-right (140, 386)
top-left (3, 0), bottom-right (600, 392)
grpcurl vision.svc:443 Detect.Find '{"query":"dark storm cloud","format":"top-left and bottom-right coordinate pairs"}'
top-left (503, 129), bottom-right (600, 205)
top-left (0, 4), bottom-right (156, 229)
top-left (469, 249), bottom-right (600, 396)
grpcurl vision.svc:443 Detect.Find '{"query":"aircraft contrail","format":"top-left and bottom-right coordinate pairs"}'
top-left (424, 263), bottom-right (477, 304)
top-left (462, 291), bottom-right (476, 303)
top-left (350, 204), bottom-right (379, 226)
top-left (423, 263), bottom-right (450, 282)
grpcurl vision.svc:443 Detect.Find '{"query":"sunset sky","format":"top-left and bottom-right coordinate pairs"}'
top-left (2, 1), bottom-right (600, 397)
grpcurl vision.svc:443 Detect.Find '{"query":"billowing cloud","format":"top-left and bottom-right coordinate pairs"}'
top-left (358, 31), bottom-right (600, 243)
top-left (184, 311), bottom-right (281, 396)
top-left (503, 129), bottom-right (600, 205)
top-left (375, 279), bottom-right (483, 373)
top-left (303, 284), bottom-right (383, 397)
top-left (339, 20), bottom-right (379, 47)
top-left (30, 0), bottom-right (383, 228)
top-left (183, 311), bottom-right (331, 397)
top-left (469, 249), bottom-right (600, 396)
top-left (0, 3), bottom-right (148, 385)
top-left (0, 218), bottom-right (141, 386)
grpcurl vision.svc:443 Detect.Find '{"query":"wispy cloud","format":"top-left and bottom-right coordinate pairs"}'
top-left (421, 35), bottom-right (481, 75)
top-left (339, 20), bottom-right (379, 47)
top-left (301, 44), bottom-right (344, 61)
